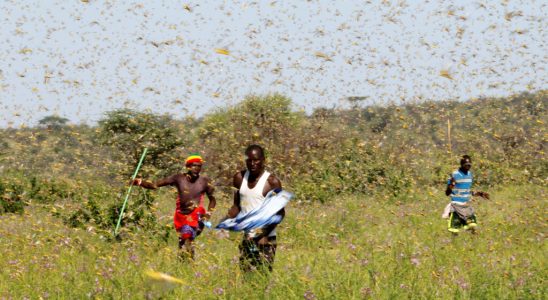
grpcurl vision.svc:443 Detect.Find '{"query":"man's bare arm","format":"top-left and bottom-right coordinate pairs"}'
top-left (227, 172), bottom-right (242, 218)
top-left (472, 190), bottom-right (490, 199)
top-left (205, 178), bottom-right (217, 212)
top-left (268, 175), bottom-right (282, 191)
top-left (256, 175), bottom-right (284, 241)
top-left (445, 177), bottom-right (455, 196)
top-left (133, 175), bottom-right (176, 190)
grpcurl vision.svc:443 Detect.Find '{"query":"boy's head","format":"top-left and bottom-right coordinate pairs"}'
top-left (460, 155), bottom-right (472, 172)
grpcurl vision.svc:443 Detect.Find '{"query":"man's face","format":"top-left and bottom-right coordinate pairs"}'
top-left (245, 149), bottom-right (264, 174)
top-left (461, 160), bottom-right (472, 172)
top-left (187, 162), bottom-right (202, 176)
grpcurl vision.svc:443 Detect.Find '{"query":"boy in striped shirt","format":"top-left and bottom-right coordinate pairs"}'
top-left (444, 155), bottom-right (490, 234)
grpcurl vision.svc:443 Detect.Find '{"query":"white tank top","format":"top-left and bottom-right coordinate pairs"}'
top-left (240, 170), bottom-right (270, 214)
top-left (240, 170), bottom-right (276, 237)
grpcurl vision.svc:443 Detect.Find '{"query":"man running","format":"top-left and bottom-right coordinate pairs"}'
top-left (445, 155), bottom-right (489, 234)
top-left (133, 154), bottom-right (216, 259)
top-left (227, 145), bottom-right (284, 272)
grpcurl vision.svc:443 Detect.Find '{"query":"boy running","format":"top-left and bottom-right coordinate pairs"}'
top-left (444, 155), bottom-right (489, 234)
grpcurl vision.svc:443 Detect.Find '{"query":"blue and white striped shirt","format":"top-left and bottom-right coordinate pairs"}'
top-left (447, 169), bottom-right (473, 203)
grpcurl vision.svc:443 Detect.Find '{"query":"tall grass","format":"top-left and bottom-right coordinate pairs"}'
top-left (1, 184), bottom-right (545, 299)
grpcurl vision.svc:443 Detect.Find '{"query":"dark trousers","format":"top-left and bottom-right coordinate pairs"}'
top-left (239, 236), bottom-right (277, 272)
top-left (449, 212), bottom-right (477, 229)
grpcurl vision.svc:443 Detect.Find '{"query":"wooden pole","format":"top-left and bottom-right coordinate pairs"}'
top-left (447, 119), bottom-right (452, 154)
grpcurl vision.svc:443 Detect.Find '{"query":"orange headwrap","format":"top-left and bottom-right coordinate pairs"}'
top-left (185, 154), bottom-right (204, 166)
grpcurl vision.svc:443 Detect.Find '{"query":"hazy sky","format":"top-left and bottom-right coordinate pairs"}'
top-left (0, 0), bottom-right (546, 127)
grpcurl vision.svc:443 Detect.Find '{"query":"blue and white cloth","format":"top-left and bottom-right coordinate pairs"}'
top-left (447, 169), bottom-right (473, 203)
top-left (216, 189), bottom-right (293, 232)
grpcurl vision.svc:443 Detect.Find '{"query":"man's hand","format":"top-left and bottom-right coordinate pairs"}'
top-left (257, 236), bottom-right (269, 246)
top-left (227, 206), bottom-right (239, 218)
top-left (445, 177), bottom-right (456, 196)
top-left (474, 191), bottom-right (490, 200)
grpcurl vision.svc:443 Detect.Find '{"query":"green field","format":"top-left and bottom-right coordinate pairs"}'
top-left (1, 184), bottom-right (545, 299)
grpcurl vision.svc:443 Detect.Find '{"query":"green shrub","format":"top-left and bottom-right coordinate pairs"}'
top-left (28, 176), bottom-right (77, 203)
top-left (63, 185), bottom-right (161, 237)
top-left (289, 138), bottom-right (415, 202)
top-left (195, 94), bottom-right (306, 184)
top-left (0, 178), bottom-right (26, 214)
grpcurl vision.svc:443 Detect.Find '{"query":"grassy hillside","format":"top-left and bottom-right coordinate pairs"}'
top-left (1, 91), bottom-right (545, 190)
top-left (0, 91), bottom-right (546, 298)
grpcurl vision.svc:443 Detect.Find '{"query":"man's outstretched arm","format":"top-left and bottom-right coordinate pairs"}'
top-left (133, 175), bottom-right (175, 190)
top-left (472, 190), bottom-right (490, 199)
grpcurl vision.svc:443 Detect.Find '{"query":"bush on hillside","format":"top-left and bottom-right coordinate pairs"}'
top-left (0, 174), bottom-right (80, 214)
top-left (97, 109), bottom-right (185, 178)
top-left (0, 91), bottom-right (545, 211)
top-left (63, 185), bottom-right (164, 238)
top-left (0, 177), bottom-right (26, 214)
top-left (195, 94), bottom-right (307, 185)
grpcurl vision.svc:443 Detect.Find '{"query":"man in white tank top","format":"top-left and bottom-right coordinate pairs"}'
top-left (227, 145), bottom-right (284, 272)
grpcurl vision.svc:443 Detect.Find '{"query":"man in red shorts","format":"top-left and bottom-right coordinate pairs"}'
top-left (133, 154), bottom-right (216, 260)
